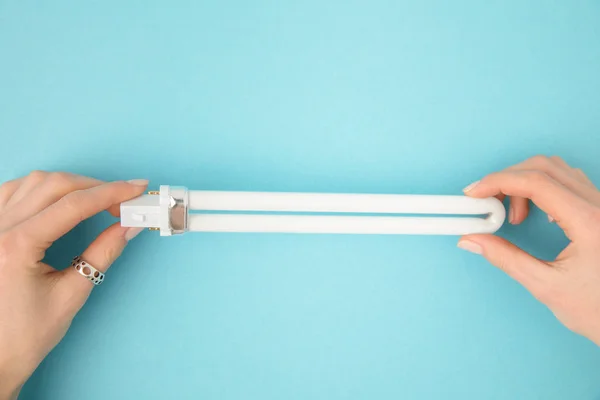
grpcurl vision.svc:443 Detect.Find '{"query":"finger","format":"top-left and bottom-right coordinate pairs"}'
top-left (6, 171), bottom-right (49, 207)
top-left (504, 157), bottom-right (566, 225)
top-left (464, 170), bottom-right (594, 240)
top-left (550, 157), bottom-right (596, 188)
top-left (458, 234), bottom-right (551, 296)
top-left (106, 203), bottom-right (123, 217)
top-left (54, 223), bottom-right (144, 310)
top-left (0, 173), bottom-right (107, 231)
top-left (548, 156), bottom-right (592, 186)
top-left (508, 196), bottom-right (529, 225)
top-left (505, 155), bottom-right (600, 218)
top-left (549, 157), bottom-right (596, 188)
top-left (549, 155), bottom-right (571, 170)
top-left (0, 178), bottom-right (23, 209)
top-left (19, 180), bottom-right (148, 246)
top-left (509, 156), bottom-right (597, 202)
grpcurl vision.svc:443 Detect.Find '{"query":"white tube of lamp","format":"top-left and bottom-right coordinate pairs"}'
top-left (120, 186), bottom-right (506, 236)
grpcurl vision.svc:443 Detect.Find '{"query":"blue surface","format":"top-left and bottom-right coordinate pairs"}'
top-left (1, 1), bottom-right (600, 399)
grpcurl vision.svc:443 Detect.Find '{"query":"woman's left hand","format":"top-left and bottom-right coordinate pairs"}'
top-left (0, 171), bottom-right (148, 400)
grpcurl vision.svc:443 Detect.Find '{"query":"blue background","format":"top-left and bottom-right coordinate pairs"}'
top-left (1, 0), bottom-right (600, 399)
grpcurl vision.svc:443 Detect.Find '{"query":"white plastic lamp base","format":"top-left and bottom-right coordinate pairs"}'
top-left (120, 186), bottom-right (506, 236)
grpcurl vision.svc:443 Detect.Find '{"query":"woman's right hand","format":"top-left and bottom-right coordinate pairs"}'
top-left (458, 155), bottom-right (600, 346)
top-left (0, 172), bottom-right (148, 399)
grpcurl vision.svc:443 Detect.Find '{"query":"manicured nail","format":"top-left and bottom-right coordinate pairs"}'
top-left (548, 215), bottom-right (555, 223)
top-left (125, 227), bottom-right (144, 241)
top-left (457, 240), bottom-right (483, 255)
top-left (509, 207), bottom-right (515, 224)
top-left (463, 180), bottom-right (480, 193)
top-left (127, 179), bottom-right (149, 186)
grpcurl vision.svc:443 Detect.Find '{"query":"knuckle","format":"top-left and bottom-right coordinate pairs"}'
top-left (27, 170), bottom-right (48, 182)
top-left (101, 245), bottom-right (121, 267)
top-left (0, 180), bottom-right (14, 198)
top-left (529, 155), bottom-right (553, 170)
top-left (573, 168), bottom-right (589, 181)
top-left (61, 191), bottom-right (86, 221)
top-left (529, 154), bottom-right (548, 161)
top-left (47, 172), bottom-right (75, 190)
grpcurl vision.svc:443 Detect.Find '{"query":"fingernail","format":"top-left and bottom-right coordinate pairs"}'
top-left (509, 207), bottom-right (515, 224)
top-left (127, 179), bottom-right (149, 186)
top-left (463, 180), bottom-right (480, 193)
top-left (125, 227), bottom-right (144, 241)
top-left (548, 215), bottom-right (555, 223)
top-left (457, 240), bottom-right (483, 255)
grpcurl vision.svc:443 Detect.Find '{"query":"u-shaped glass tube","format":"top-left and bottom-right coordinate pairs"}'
top-left (120, 186), bottom-right (506, 236)
top-left (186, 191), bottom-right (505, 235)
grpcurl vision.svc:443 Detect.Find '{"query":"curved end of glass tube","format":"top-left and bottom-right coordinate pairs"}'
top-left (484, 197), bottom-right (506, 233)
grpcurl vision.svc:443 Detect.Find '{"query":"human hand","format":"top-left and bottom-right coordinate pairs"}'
top-left (458, 156), bottom-right (600, 346)
top-left (0, 172), bottom-right (148, 399)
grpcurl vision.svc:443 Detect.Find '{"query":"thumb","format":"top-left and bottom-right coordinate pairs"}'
top-left (458, 234), bottom-right (550, 291)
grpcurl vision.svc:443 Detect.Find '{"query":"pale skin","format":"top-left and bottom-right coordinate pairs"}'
top-left (0, 156), bottom-right (599, 399)
top-left (0, 173), bottom-right (147, 400)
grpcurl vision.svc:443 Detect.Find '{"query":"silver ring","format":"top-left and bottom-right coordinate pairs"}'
top-left (72, 256), bottom-right (105, 286)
